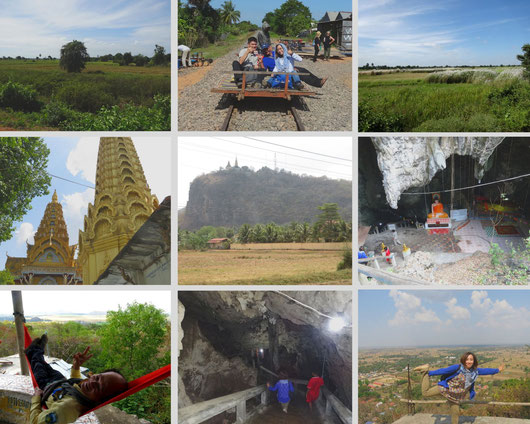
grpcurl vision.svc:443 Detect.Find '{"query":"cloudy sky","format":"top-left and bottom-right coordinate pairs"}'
top-left (0, 290), bottom-right (170, 315)
top-left (0, 137), bottom-right (170, 263)
top-left (0, 0), bottom-right (170, 57)
top-left (359, 290), bottom-right (530, 348)
top-left (178, 136), bottom-right (352, 209)
top-left (359, 0), bottom-right (530, 66)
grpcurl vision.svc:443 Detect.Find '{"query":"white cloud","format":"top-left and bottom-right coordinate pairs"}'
top-left (66, 138), bottom-right (99, 184)
top-left (15, 222), bottom-right (36, 246)
top-left (61, 189), bottom-right (94, 242)
top-left (388, 290), bottom-right (441, 326)
top-left (470, 291), bottom-right (530, 329)
top-left (445, 298), bottom-right (470, 320)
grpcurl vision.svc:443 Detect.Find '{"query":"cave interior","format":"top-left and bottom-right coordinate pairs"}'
top-left (178, 291), bottom-right (352, 422)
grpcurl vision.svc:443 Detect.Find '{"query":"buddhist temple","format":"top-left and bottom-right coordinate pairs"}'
top-left (78, 137), bottom-right (159, 284)
top-left (5, 190), bottom-right (81, 285)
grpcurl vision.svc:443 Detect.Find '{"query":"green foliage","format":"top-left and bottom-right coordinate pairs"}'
top-left (134, 54), bottom-right (149, 67)
top-left (0, 81), bottom-right (42, 112)
top-left (337, 247), bottom-right (352, 270)
top-left (122, 52), bottom-right (133, 66)
top-left (516, 44), bottom-right (530, 80)
top-left (220, 1), bottom-right (240, 25)
top-left (41, 100), bottom-right (77, 126)
top-left (486, 238), bottom-right (530, 284)
top-left (98, 302), bottom-right (169, 379)
top-left (266, 0), bottom-right (312, 36)
top-left (62, 94), bottom-right (170, 130)
top-left (55, 81), bottom-right (114, 112)
top-left (359, 101), bottom-right (405, 132)
top-left (0, 269), bottom-right (15, 285)
top-left (359, 73), bottom-right (530, 131)
top-left (60, 40), bottom-right (89, 73)
top-left (315, 203), bottom-right (341, 241)
top-left (0, 138), bottom-right (51, 242)
top-left (152, 45), bottom-right (169, 66)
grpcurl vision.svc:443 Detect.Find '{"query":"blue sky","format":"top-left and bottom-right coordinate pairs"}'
top-left (208, 0), bottom-right (351, 26)
top-left (359, 290), bottom-right (530, 348)
top-left (0, 0), bottom-right (170, 57)
top-left (0, 137), bottom-right (170, 267)
top-left (359, 0), bottom-right (530, 66)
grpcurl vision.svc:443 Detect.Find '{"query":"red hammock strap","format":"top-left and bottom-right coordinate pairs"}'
top-left (23, 324), bottom-right (39, 389)
top-left (84, 364), bottom-right (171, 414)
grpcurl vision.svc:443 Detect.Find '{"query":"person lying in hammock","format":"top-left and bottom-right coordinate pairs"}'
top-left (26, 334), bottom-right (128, 424)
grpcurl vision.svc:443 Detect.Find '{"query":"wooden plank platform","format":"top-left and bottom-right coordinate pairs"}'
top-left (212, 76), bottom-right (315, 100)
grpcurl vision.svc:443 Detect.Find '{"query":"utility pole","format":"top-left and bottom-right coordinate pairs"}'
top-left (12, 291), bottom-right (29, 376)
top-left (450, 153), bottom-right (455, 213)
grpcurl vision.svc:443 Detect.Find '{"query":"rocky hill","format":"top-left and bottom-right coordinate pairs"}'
top-left (179, 166), bottom-right (352, 230)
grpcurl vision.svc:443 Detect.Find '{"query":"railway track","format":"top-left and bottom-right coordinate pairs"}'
top-left (220, 97), bottom-right (305, 131)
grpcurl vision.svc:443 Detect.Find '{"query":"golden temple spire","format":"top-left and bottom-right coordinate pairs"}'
top-left (52, 189), bottom-right (58, 203)
top-left (78, 137), bottom-right (159, 284)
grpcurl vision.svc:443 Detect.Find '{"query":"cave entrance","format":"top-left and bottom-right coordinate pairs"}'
top-left (359, 138), bottom-right (530, 285)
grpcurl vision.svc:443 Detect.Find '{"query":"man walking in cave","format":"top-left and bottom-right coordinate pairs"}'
top-left (306, 371), bottom-right (324, 411)
top-left (267, 371), bottom-right (294, 413)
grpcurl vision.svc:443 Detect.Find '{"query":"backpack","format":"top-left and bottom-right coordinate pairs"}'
top-left (268, 74), bottom-right (294, 89)
top-left (41, 378), bottom-right (97, 409)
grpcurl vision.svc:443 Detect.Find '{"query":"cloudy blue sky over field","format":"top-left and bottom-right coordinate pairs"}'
top-left (0, 0), bottom-right (170, 57)
top-left (0, 137), bottom-right (170, 264)
top-left (359, 290), bottom-right (530, 347)
top-left (359, 0), bottom-right (530, 66)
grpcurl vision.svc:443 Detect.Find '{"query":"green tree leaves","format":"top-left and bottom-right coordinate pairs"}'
top-left (516, 44), bottom-right (530, 80)
top-left (98, 302), bottom-right (169, 380)
top-left (0, 137), bottom-right (51, 242)
top-left (60, 40), bottom-right (89, 73)
top-left (266, 0), bottom-right (312, 36)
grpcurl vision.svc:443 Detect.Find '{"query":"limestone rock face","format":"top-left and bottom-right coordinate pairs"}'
top-left (179, 291), bottom-right (352, 408)
top-left (372, 137), bottom-right (505, 208)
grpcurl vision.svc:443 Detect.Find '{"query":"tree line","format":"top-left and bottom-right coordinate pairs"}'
top-left (178, 0), bottom-right (313, 48)
top-left (179, 203), bottom-right (352, 250)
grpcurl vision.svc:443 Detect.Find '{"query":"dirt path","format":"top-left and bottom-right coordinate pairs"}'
top-left (178, 65), bottom-right (215, 92)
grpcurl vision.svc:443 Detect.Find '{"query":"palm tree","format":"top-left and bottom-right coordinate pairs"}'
top-left (220, 1), bottom-right (240, 26)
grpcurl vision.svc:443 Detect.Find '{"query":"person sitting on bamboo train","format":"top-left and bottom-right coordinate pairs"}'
top-left (415, 352), bottom-right (504, 424)
top-left (232, 36), bottom-right (265, 88)
top-left (267, 43), bottom-right (327, 90)
top-left (261, 44), bottom-right (327, 88)
top-left (27, 334), bottom-right (128, 424)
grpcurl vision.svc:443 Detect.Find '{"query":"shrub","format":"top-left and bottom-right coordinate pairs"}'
top-left (359, 101), bottom-right (405, 132)
top-left (337, 247), bottom-right (352, 270)
top-left (0, 81), bottom-right (42, 112)
top-left (55, 82), bottom-right (114, 113)
top-left (41, 100), bottom-right (78, 126)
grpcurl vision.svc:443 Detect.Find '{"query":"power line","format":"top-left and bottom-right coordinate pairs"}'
top-left (48, 173), bottom-right (95, 189)
top-left (210, 136), bottom-right (352, 165)
top-left (243, 136), bottom-right (352, 162)
top-left (402, 173), bottom-right (530, 195)
top-left (180, 143), bottom-right (352, 178)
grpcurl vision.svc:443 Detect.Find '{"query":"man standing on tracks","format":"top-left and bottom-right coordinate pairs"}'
top-left (178, 44), bottom-right (192, 68)
top-left (257, 22), bottom-right (271, 49)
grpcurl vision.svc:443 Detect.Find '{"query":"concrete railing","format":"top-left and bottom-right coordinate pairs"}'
top-left (178, 385), bottom-right (268, 424)
top-left (358, 264), bottom-right (429, 285)
top-left (321, 387), bottom-right (353, 424)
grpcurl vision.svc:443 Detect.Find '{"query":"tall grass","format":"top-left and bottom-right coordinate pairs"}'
top-left (359, 72), bottom-right (530, 132)
top-left (426, 68), bottom-right (524, 84)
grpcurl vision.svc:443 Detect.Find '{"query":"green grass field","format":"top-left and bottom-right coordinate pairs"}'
top-left (0, 59), bottom-right (170, 130)
top-left (359, 69), bottom-right (530, 132)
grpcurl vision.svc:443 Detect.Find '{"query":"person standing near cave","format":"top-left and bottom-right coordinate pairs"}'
top-left (414, 352), bottom-right (504, 424)
top-left (267, 371), bottom-right (294, 413)
top-left (306, 371), bottom-right (324, 411)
